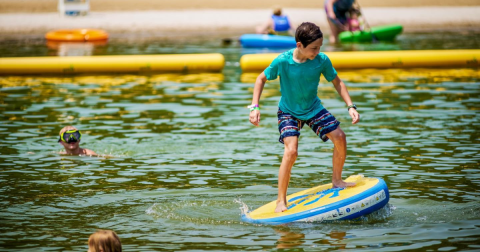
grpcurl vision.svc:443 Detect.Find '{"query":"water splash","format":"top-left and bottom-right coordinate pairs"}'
top-left (145, 203), bottom-right (157, 215)
top-left (145, 197), bottom-right (246, 225)
top-left (95, 149), bottom-right (128, 158)
top-left (356, 203), bottom-right (396, 222)
top-left (233, 197), bottom-right (250, 216)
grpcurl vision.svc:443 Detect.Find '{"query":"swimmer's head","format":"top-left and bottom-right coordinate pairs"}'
top-left (58, 126), bottom-right (82, 143)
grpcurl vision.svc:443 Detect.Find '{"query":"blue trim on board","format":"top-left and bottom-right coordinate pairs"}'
top-left (241, 178), bottom-right (389, 225)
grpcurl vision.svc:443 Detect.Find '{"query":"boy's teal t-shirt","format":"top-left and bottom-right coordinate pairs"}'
top-left (263, 49), bottom-right (338, 120)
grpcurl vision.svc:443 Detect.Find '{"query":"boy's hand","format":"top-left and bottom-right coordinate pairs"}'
top-left (249, 110), bottom-right (261, 126)
top-left (349, 109), bottom-right (360, 124)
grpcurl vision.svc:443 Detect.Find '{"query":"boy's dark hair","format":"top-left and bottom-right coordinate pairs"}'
top-left (295, 22), bottom-right (323, 48)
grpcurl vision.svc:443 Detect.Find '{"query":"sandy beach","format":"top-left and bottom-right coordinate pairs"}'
top-left (0, 0), bottom-right (479, 37)
top-left (1, 0), bottom-right (480, 12)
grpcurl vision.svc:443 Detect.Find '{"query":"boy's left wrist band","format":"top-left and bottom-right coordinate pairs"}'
top-left (347, 104), bottom-right (357, 111)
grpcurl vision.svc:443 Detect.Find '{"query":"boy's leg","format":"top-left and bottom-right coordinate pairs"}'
top-left (325, 127), bottom-right (356, 188)
top-left (276, 136), bottom-right (298, 213)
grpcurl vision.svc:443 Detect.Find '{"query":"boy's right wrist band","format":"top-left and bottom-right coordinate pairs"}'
top-left (247, 104), bottom-right (260, 111)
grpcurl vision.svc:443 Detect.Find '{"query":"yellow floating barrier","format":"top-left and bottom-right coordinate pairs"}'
top-left (240, 68), bottom-right (480, 83)
top-left (240, 50), bottom-right (480, 72)
top-left (0, 54), bottom-right (225, 74)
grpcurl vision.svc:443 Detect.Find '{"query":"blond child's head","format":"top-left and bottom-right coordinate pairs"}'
top-left (88, 229), bottom-right (122, 252)
top-left (58, 125), bottom-right (82, 150)
top-left (59, 125), bottom-right (78, 138)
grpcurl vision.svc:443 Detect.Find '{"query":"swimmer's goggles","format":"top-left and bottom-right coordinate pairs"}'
top-left (58, 130), bottom-right (82, 143)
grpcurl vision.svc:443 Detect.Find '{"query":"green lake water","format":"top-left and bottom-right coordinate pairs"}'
top-left (0, 31), bottom-right (479, 251)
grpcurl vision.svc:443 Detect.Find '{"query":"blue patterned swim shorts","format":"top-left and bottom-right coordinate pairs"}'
top-left (277, 108), bottom-right (340, 144)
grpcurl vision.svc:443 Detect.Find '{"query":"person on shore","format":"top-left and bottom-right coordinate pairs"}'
top-left (248, 22), bottom-right (360, 213)
top-left (256, 7), bottom-right (294, 36)
top-left (324, 0), bottom-right (356, 43)
top-left (58, 126), bottom-right (97, 156)
top-left (88, 229), bottom-right (122, 252)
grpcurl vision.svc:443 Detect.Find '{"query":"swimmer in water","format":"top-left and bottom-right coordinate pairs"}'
top-left (58, 126), bottom-right (97, 156)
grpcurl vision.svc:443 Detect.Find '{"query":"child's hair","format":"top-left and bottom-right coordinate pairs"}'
top-left (59, 125), bottom-right (78, 137)
top-left (295, 22), bottom-right (323, 48)
top-left (272, 7), bottom-right (282, 16)
top-left (88, 229), bottom-right (122, 252)
top-left (348, 7), bottom-right (361, 17)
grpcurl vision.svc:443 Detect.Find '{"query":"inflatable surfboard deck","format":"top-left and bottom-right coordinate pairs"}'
top-left (241, 175), bottom-right (389, 225)
top-left (339, 24), bottom-right (403, 43)
top-left (239, 34), bottom-right (296, 48)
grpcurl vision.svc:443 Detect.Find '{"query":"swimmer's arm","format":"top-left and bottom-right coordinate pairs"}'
top-left (83, 149), bottom-right (98, 156)
top-left (332, 75), bottom-right (360, 124)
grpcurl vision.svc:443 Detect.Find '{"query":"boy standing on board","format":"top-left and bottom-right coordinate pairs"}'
top-left (248, 22), bottom-right (360, 213)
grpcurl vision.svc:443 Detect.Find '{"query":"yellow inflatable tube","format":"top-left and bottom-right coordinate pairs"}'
top-left (240, 49), bottom-right (480, 72)
top-left (0, 53), bottom-right (225, 74)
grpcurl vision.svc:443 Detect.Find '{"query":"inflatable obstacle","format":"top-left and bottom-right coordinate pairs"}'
top-left (239, 34), bottom-right (296, 48)
top-left (45, 29), bottom-right (109, 42)
top-left (240, 49), bottom-right (480, 72)
top-left (0, 54), bottom-right (225, 74)
top-left (339, 24), bottom-right (403, 43)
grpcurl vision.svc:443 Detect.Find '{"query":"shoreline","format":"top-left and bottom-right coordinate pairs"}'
top-left (1, 7), bottom-right (480, 38)
top-left (1, 0), bottom-right (479, 13)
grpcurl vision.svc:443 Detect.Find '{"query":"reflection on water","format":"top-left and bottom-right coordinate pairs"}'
top-left (274, 227), bottom-right (306, 249)
top-left (1, 31), bottom-right (480, 251)
top-left (46, 41), bottom-right (109, 57)
top-left (241, 68), bottom-right (480, 84)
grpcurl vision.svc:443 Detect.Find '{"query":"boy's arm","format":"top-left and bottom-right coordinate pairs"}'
top-left (331, 75), bottom-right (360, 124)
top-left (249, 72), bottom-right (267, 126)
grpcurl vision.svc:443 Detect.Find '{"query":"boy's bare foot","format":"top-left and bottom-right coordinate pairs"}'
top-left (275, 201), bottom-right (288, 213)
top-left (332, 180), bottom-right (356, 188)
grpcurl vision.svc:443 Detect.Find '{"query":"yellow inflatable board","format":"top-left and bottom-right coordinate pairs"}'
top-left (240, 49), bottom-right (480, 72)
top-left (0, 53), bottom-right (225, 74)
top-left (241, 175), bottom-right (389, 225)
